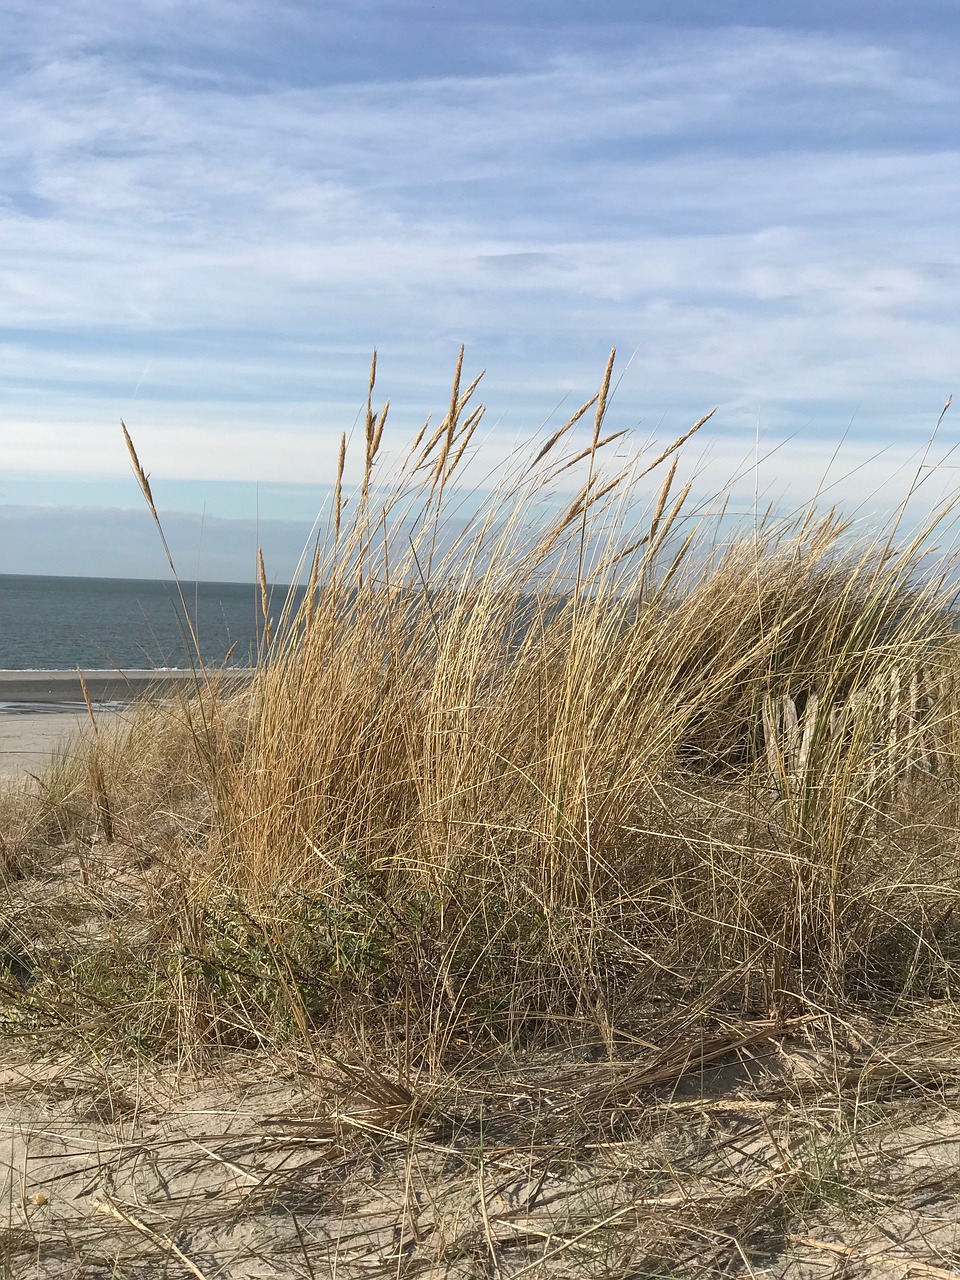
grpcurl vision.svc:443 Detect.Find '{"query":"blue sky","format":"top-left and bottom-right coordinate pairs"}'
top-left (2, 0), bottom-right (959, 579)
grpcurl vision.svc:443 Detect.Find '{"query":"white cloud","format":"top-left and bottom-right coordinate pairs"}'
top-left (0, 11), bottom-right (958, 549)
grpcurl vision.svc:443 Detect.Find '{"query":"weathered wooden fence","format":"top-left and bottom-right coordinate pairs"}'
top-left (761, 665), bottom-right (953, 798)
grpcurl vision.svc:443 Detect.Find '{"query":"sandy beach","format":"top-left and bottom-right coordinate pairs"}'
top-left (0, 710), bottom-right (103, 779)
top-left (0, 670), bottom-right (251, 779)
top-left (0, 668), bottom-right (223, 707)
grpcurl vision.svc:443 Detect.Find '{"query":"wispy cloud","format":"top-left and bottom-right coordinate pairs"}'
top-left (1, 3), bottom-right (958, 576)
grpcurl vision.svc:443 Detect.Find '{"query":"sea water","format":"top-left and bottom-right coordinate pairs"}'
top-left (0, 573), bottom-right (303, 671)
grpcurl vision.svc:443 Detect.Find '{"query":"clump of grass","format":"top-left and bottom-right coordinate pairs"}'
top-left (4, 350), bottom-right (960, 1066)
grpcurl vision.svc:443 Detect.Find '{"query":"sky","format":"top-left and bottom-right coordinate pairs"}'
top-left (1, 0), bottom-right (959, 581)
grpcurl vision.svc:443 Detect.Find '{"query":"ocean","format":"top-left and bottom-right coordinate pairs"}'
top-left (0, 573), bottom-right (302, 671)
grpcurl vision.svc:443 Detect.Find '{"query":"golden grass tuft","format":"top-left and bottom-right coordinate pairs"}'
top-left (3, 352), bottom-right (960, 1070)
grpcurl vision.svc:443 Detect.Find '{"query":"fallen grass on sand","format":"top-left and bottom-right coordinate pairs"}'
top-left (1, 352), bottom-right (960, 1277)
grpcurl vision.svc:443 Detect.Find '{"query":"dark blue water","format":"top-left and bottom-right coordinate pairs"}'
top-left (0, 573), bottom-right (303, 670)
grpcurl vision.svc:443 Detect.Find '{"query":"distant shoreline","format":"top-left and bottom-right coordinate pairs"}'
top-left (0, 669), bottom-right (254, 709)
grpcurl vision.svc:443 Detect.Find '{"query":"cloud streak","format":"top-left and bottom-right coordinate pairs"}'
top-left (1, 4), bottom-right (958, 576)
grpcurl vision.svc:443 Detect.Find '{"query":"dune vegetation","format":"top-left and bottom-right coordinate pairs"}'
top-left (2, 352), bottom-right (960, 1277)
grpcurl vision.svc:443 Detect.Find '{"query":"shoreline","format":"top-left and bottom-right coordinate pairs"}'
top-left (0, 668), bottom-right (253, 709)
top-left (0, 670), bottom-right (252, 777)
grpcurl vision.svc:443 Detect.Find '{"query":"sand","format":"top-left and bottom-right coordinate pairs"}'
top-left (0, 668), bottom-right (237, 706)
top-left (1, 1034), bottom-right (958, 1278)
top-left (0, 710), bottom-right (103, 779)
top-left (0, 669), bottom-right (251, 779)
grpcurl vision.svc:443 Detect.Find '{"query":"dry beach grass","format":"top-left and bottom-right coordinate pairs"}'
top-left (1, 353), bottom-right (960, 1276)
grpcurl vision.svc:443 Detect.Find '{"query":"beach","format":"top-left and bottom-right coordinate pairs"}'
top-left (0, 709), bottom-right (102, 778)
top-left (0, 670), bottom-right (250, 778)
